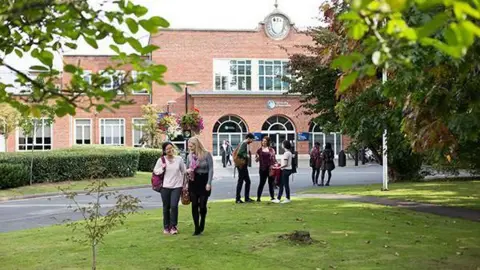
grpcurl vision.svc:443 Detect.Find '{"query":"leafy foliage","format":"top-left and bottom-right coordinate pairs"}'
top-left (0, 104), bottom-right (20, 137)
top-left (138, 104), bottom-right (163, 148)
top-left (0, 163), bottom-right (28, 189)
top-left (0, 0), bottom-right (173, 117)
top-left (137, 149), bottom-right (162, 172)
top-left (179, 110), bottom-right (204, 135)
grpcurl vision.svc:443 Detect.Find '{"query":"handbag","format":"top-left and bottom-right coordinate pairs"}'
top-left (151, 156), bottom-right (166, 192)
top-left (181, 175), bottom-right (191, 205)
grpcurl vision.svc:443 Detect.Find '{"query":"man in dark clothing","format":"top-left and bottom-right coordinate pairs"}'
top-left (235, 133), bottom-right (255, 203)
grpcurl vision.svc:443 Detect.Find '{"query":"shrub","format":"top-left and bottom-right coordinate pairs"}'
top-left (137, 149), bottom-right (162, 172)
top-left (0, 163), bottom-right (29, 189)
top-left (0, 149), bottom-right (139, 184)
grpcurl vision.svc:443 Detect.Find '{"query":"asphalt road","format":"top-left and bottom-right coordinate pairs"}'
top-left (0, 164), bottom-right (383, 233)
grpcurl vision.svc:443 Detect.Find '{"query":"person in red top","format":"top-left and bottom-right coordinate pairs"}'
top-left (255, 136), bottom-right (277, 202)
top-left (310, 142), bottom-right (323, 186)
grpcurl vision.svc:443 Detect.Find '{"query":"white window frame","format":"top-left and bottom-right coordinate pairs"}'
top-left (17, 118), bottom-right (53, 151)
top-left (214, 59), bottom-right (253, 91)
top-left (213, 58), bottom-right (290, 92)
top-left (100, 70), bottom-right (125, 91)
top-left (309, 123), bottom-right (343, 158)
top-left (132, 118), bottom-right (147, 147)
top-left (74, 118), bottom-right (92, 145)
top-left (131, 71), bottom-right (149, 95)
top-left (99, 118), bottom-right (126, 146)
top-left (82, 70), bottom-right (92, 85)
top-left (258, 60), bottom-right (291, 91)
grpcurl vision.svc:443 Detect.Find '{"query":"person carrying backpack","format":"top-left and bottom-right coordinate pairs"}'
top-left (320, 142), bottom-right (335, 186)
top-left (233, 133), bottom-right (255, 203)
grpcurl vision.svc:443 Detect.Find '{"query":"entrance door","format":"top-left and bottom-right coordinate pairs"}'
top-left (0, 134), bottom-right (5, 152)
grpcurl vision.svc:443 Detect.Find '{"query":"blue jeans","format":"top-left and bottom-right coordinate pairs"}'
top-left (277, 169), bottom-right (292, 200)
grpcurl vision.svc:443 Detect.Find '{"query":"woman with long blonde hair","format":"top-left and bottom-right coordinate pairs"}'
top-left (186, 136), bottom-right (214, 236)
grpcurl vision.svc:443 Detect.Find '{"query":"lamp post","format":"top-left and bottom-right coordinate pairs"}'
top-left (184, 81), bottom-right (200, 114)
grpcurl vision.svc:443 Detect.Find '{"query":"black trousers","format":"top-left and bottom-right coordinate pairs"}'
top-left (278, 169), bottom-right (292, 200)
top-left (321, 169), bottom-right (332, 185)
top-left (311, 168), bottom-right (320, 185)
top-left (221, 152), bottom-right (227, 167)
top-left (160, 187), bottom-right (182, 229)
top-left (257, 169), bottom-right (275, 200)
top-left (236, 165), bottom-right (251, 201)
top-left (190, 173), bottom-right (210, 232)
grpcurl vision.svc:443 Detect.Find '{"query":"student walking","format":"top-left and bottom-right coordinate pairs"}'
top-left (320, 142), bottom-right (335, 186)
top-left (186, 137), bottom-right (214, 236)
top-left (255, 136), bottom-right (277, 202)
top-left (221, 140), bottom-right (228, 168)
top-left (234, 133), bottom-right (255, 203)
top-left (273, 140), bottom-right (293, 204)
top-left (153, 142), bottom-right (186, 235)
top-left (310, 142), bottom-right (322, 186)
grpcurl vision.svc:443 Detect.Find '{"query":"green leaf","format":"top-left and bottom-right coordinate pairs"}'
top-left (339, 11), bottom-right (362, 21)
top-left (142, 45), bottom-right (159, 54)
top-left (64, 64), bottom-right (77, 73)
top-left (366, 65), bottom-right (376, 76)
top-left (126, 18), bottom-right (139, 33)
top-left (444, 28), bottom-right (457, 46)
top-left (150, 16), bottom-right (170, 28)
top-left (110, 45), bottom-right (121, 54)
top-left (415, 13), bottom-right (449, 38)
top-left (30, 65), bottom-right (49, 71)
top-left (65, 42), bottom-right (78, 49)
top-left (339, 71), bottom-right (359, 92)
top-left (331, 53), bottom-right (365, 71)
top-left (96, 104), bottom-right (106, 112)
top-left (133, 5), bottom-right (148, 17)
top-left (386, 0), bottom-right (407, 11)
top-left (84, 36), bottom-right (99, 49)
top-left (461, 20), bottom-right (480, 37)
top-left (139, 19), bottom-right (157, 33)
top-left (453, 2), bottom-right (480, 20)
top-left (113, 33), bottom-right (126, 44)
top-left (352, 0), bottom-right (373, 10)
top-left (14, 49), bottom-right (23, 58)
top-left (168, 82), bottom-right (183, 93)
top-left (127, 37), bottom-right (143, 53)
top-left (349, 23), bottom-right (369, 40)
top-left (38, 51), bottom-right (54, 67)
top-left (457, 23), bottom-right (475, 47)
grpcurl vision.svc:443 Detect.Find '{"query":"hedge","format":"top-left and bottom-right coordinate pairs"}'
top-left (0, 163), bottom-right (29, 189)
top-left (0, 149), bottom-right (139, 184)
top-left (138, 149), bottom-right (162, 172)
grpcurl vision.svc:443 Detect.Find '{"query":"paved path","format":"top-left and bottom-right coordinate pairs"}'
top-left (0, 165), bottom-right (382, 233)
top-left (298, 194), bottom-right (480, 222)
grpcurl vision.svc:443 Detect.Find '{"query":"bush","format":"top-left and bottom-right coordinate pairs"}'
top-left (0, 163), bottom-right (29, 189)
top-left (0, 149), bottom-right (139, 184)
top-left (137, 149), bottom-right (162, 172)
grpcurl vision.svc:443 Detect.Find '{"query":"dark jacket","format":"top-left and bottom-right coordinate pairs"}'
top-left (321, 149), bottom-right (335, 171)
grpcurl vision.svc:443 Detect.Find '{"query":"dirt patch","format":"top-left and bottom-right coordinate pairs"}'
top-left (279, 230), bottom-right (315, 245)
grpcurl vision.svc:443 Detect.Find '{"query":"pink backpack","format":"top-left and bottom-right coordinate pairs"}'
top-left (151, 156), bottom-right (166, 192)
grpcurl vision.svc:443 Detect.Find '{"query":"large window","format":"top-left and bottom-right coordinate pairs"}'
top-left (309, 123), bottom-right (342, 158)
top-left (100, 119), bottom-right (125, 145)
top-left (82, 70), bottom-right (92, 84)
top-left (101, 70), bottom-right (125, 91)
top-left (18, 119), bottom-right (52, 151)
top-left (132, 118), bottom-right (146, 147)
top-left (259, 60), bottom-right (290, 91)
top-left (212, 115), bottom-right (248, 156)
top-left (75, 119), bottom-right (91, 145)
top-left (261, 115), bottom-right (296, 155)
top-left (214, 60), bottom-right (252, 91)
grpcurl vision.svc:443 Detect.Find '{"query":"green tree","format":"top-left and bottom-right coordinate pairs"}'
top-left (0, 0), bottom-right (180, 117)
top-left (0, 103), bottom-right (20, 142)
top-left (137, 104), bottom-right (163, 148)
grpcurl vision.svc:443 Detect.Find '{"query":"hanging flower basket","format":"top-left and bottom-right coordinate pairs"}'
top-left (158, 115), bottom-right (181, 140)
top-left (179, 111), bottom-right (204, 135)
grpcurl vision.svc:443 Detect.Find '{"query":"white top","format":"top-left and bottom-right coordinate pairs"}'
top-left (281, 151), bottom-right (292, 170)
top-left (153, 156), bottom-right (186, 189)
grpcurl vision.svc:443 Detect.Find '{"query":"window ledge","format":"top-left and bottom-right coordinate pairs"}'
top-left (189, 91), bottom-right (301, 97)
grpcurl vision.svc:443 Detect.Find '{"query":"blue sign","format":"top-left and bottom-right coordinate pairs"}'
top-left (253, 132), bottom-right (263, 141)
top-left (297, 132), bottom-right (310, 141)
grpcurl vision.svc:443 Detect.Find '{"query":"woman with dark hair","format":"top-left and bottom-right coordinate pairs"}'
top-left (153, 142), bottom-right (186, 235)
top-left (310, 142), bottom-right (322, 186)
top-left (320, 142), bottom-right (335, 186)
top-left (273, 140), bottom-right (293, 204)
top-left (255, 136), bottom-right (277, 202)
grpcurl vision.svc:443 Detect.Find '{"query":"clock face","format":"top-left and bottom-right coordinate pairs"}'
top-left (265, 14), bottom-right (290, 40)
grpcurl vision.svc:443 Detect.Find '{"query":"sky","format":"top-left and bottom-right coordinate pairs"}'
top-left (0, 0), bottom-right (323, 84)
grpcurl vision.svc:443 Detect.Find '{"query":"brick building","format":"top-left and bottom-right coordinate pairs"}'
top-left (3, 7), bottom-right (347, 158)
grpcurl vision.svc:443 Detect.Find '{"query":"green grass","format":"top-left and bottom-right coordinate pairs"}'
top-left (1, 199), bottom-right (479, 270)
top-left (299, 180), bottom-right (480, 209)
top-left (0, 172), bottom-right (150, 200)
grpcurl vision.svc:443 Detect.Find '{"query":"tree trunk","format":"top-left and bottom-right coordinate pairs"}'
top-left (92, 242), bottom-right (96, 270)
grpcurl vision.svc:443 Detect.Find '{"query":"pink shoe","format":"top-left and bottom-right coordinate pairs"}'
top-left (163, 227), bottom-right (170, 235)
top-left (170, 226), bottom-right (178, 235)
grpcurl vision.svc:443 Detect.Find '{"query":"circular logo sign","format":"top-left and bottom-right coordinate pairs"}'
top-left (265, 13), bottom-right (290, 40)
top-left (266, 100), bottom-right (276, 110)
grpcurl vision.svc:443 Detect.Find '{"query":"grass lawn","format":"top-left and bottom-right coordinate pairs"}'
top-left (0, 199), bottom-right (479, 270)
top-left (0, 172), bottom-right (150, 200)
top-left (299, 180), bottom-right (480, 209)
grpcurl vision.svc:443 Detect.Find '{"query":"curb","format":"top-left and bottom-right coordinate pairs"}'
top-left (0, 184), bottom-right (151, 202)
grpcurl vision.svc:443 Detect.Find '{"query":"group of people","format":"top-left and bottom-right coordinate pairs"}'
top-left (153, 133), bottom-right (334, 236)
top-left (309, 142), bottom-right (335, 186)
top-left (234, 133), bottom-right (294, 204)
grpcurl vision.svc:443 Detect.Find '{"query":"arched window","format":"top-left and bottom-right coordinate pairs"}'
top-left (309, 122), bottom-right (342, 158)
top-left (212, 115), bottom-right (248, 156)
top-left (261, 115), bottom-right (296, 155)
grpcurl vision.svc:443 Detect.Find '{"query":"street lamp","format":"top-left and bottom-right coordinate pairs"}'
top-left (185, 81), bottom-right (200, 114)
